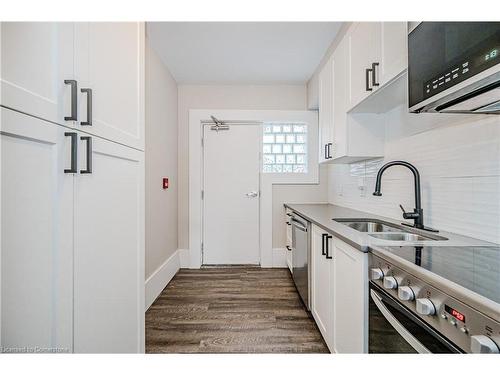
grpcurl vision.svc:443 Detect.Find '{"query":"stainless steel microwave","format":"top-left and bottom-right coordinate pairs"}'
top-left (408, 22), bottom-right (500, 114)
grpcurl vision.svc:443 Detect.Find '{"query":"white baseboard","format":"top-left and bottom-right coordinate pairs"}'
top-left (272, 247), bottom-right (287, 268)
top-left (145, 249), bottom-right (181, 310)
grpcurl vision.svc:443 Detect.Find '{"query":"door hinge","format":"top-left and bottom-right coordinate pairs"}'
top-left (201, 242), bottom-right (204, 251)
top-left (201, 190), bottom-right (204, 199)
top-left (201, 137), bottom-right (204, 147)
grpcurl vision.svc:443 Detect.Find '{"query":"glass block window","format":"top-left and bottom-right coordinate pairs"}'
top-left (262, 122), bottom-right (308, 173)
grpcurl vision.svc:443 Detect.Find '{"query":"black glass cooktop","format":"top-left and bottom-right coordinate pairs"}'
top-left (381, 246), bottom-right (500, 304)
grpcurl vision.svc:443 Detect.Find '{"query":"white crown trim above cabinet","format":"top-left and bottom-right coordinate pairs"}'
top-left (1, 22), bottom-right (145, 353)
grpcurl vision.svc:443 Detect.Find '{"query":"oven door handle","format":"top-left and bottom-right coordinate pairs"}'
top-left (370, 289), bottom-right (431, 354)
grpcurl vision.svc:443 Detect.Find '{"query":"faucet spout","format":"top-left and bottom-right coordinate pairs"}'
top-left (372, 160), bottom-right (426, 230)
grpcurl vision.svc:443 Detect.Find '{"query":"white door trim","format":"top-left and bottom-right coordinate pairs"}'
top-left (188, 109), bottom-right (319, 269)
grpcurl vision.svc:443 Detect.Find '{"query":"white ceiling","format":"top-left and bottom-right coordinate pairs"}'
top-left (147, 22), bottom-right (342, 84)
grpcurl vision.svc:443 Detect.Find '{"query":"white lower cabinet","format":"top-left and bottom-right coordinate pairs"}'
top-left (1, 107), bottom-right (74, 351)
top-left (0, 107), bottom-right (144, 352)
top-left (310, 223), bottom-right (368, 354)
top-left (73, 135), bottom-right (144, 353)
top-left (311, 225), bottom-right (334, 351)
top-left (332, 238), bottom-right (368, 353)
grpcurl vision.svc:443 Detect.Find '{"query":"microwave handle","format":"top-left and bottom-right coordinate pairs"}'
top-left (370, 289), bottom-right (431, 354)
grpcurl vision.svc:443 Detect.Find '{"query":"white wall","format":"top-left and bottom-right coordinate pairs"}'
top-left (145, 40), bottom-right (179, 279)
top-left (177, 84), bottom-right (328, 250)
top-left (328, 105), bottom-right (500, 244)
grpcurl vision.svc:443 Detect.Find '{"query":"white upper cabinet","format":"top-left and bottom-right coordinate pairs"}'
top-left (379, 22), bottom-right (408, 86)
top-left (1, 22), bottom-right (145, 150)
top-left (317, 33), bottom-right (385, 164)
top-left (0, 23), bottom-right (75, 125)
top-left (348, 22), bottom-right (408, 111)
top-left (318, 56), bottom-right (334, 163)
top-left (348, 22), bottom-right (382, 109)
top-left (74, 23), bottom-right (145, 150)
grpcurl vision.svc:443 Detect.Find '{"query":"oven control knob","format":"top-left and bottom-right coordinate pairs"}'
top-left (398, 286), bottom-right (415, 301)
top-left (370, 268), bottom-right (384, 280)
top-left (383, 276), bottom-right (398, 290)
top-left (470, 335), bottom-right (500, 354)
top-left (416, 298), bottom-right (436, 316)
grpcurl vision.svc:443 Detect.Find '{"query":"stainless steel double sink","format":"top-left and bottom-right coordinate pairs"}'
top-left (333, 218), bottom-right (448, 242)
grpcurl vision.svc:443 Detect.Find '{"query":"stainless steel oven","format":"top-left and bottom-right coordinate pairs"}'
top-left (408, 22), bottom-right (500, 114)
top-left (369, 282), bottom-right (461, 353)
top-left (369, 251), bottom-right (500, 354)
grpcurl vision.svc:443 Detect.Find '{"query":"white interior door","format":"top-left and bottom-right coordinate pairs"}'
top-left (203, 124), bottom-right (261, 265)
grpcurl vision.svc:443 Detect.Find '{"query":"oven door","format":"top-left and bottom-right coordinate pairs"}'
top-left (369, 282), bottom-right (462, 353)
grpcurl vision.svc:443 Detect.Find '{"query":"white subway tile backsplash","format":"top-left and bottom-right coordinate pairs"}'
top-left (328, 105), bottom-right (500, 244)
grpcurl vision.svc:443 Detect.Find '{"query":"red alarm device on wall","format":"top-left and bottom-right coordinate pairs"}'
top-left (163, 178), bottom-right (169, 189)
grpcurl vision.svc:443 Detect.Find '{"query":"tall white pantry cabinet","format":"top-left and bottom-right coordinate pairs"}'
top-left (0, 22), bottom-right (145, 353)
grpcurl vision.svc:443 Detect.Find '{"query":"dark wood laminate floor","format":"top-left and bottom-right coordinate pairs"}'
top-left (146, 267), bottom-right (329, 353)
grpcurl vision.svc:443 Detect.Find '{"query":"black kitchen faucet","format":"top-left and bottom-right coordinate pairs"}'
top-left (373, 160), bottom-right (438, 232)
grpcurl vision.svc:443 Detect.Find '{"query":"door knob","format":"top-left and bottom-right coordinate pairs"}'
top-left (245, 191), bottom-right (258, 198)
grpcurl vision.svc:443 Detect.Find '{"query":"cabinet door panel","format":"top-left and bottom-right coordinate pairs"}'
top-left (318, 57), bottom-right (333, 163)
top-left (380, 22), bottom-right (408, 85)
top-left (1, 22), bottom-right (74, 125)
top-left (73, 136), bottom-right (144, 353)
top-left (74, 22), bottom-right (144, 150)
top-left (311, 225), bottom-right (332, 348)
top-left (333, 239), bottom-right (368, 353)
top-left (1, 108), bottom-right (73, 351)
top-left (332, 37), bottom-right (349, 159)
top-left (348, 22), bottom-right (381, 108)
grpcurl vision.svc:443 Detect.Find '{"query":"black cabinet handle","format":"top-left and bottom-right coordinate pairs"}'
top-left (80, 88), bottom-right (92, 126)
top-left (365, 68), bottom-right (373, 91)
top-left (80, 136), bottom-right (92, 174)
top-left (64, 80), bottom-right (78, 121)
top-left (372, 62), bottom-right (380, 87)
top-left (326, 235), bottom-right (333, 259)
top-left (327, 143), bottom-right (333, 159)
top-left (286, 221), bottom-right (291, 226)
top-left (286, 245), bottom-right (292, 252)
top-left (321, 233), bottom-right (327, 256)
top-left (324, 144), bottom-right (328, 160)
top-left (64, 132), bottom-right (78, 173)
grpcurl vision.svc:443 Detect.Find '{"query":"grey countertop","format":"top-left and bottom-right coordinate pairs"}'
top-left (284, 203), bottom-right (500, 321)
top-left (284, 203), bottom-right (494, 252)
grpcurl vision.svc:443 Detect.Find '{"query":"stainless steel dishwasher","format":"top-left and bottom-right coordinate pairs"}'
top-left (291, 214), bottom-right (311, 310)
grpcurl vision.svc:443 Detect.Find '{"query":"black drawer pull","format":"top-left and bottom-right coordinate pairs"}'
top-left (321, 233), bottom-right (327, 256)
top-left (365, 68), bottom-right (373, 91)
top-left (372, 62), bottom-right (380, 87)
top-left (286, 245), bottom-right (292, 252)
top-left (64, 132), bottom-right (77, 173)
top-left (326, 235), bottom-right (333, 259)
top-left (64, 80), bottom-right (78, 121)
top-left (80, 136), bottom-right (92, 174)
top-left (80, 88), bottom-right (93, 126)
